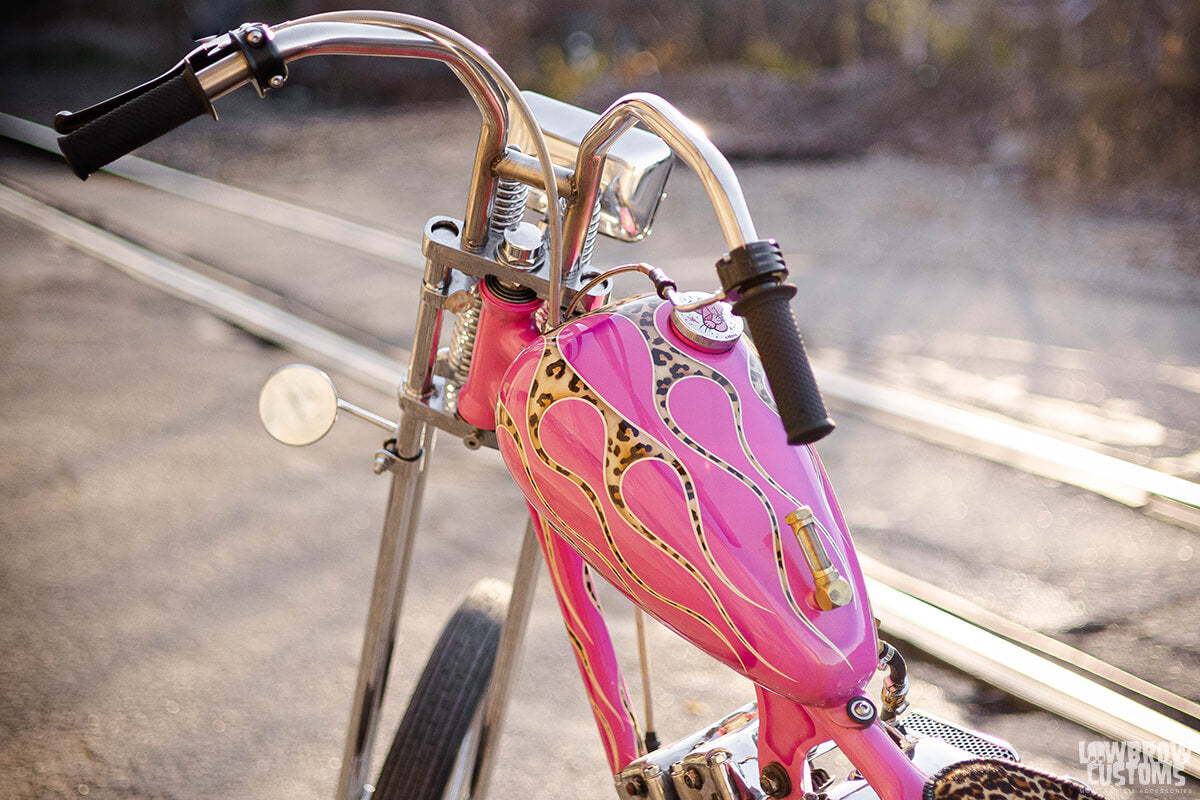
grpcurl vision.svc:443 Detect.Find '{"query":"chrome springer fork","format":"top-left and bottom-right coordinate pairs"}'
top-left (214, 14), bottom-right (759, 800)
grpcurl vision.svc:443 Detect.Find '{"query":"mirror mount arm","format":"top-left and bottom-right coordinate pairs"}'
top-left (337, 398), bottom-right (399, 433)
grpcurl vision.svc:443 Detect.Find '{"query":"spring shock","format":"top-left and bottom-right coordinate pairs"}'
top-left (490, 146), bottom-right (528, 235)
top-left (446, 285), bottom-right (482, 382)
top-left (577, 194), bottom-right (602, 276)
top-left (449, 157), bottom-right (533, 405)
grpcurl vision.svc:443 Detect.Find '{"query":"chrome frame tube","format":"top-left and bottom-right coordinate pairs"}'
top-left (191, 20), bottom-right (565, 796)
top-left (334, 229), bottom-right (451, 800)
top-left (472, 519), bottom-right (542, 797)
top-left (334, 417), bottom-right (434, 800)
top-left (194, 12), bottom-right (563, 268)
top-left (561, 92), bottom-right (759, 282)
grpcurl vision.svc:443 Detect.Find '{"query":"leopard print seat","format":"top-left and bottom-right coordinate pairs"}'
top-left (924, 758), bottom-right (1106, 800)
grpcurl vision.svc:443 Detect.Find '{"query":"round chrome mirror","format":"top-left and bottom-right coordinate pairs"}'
top-left (258, 364), bottom-right (339, 446)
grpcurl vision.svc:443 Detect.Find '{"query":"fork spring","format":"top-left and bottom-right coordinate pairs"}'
top-left (447, 286), bottom-right (482, 380)
top-left (577, 194), bottom-right (603, 275)
top-left (490, 147), bottom-right (528, 235)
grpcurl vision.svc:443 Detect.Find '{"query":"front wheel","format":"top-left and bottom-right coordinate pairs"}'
top-left (372, 578), bottom-right (510, 800)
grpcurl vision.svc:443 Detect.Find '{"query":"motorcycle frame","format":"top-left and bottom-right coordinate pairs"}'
top-left (184, 12), bottom-right (927, 800)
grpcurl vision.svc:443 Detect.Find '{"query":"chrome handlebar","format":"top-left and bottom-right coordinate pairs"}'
top-left (195, 12), bottom-right (561, 285)
top-left (60, 11), bottom-right (761, 327)
top-left (192, 12), bottom-right (759, 325)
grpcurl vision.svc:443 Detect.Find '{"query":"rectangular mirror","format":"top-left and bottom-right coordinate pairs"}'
top-left (509, 91), bottom-right (675, 243)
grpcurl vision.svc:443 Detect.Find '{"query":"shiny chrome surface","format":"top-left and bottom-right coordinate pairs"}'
top-left (259, 364), bottom-right (399, 440)
top-left (195, 12), bottom-right (563, 284)
top-left (614, 703), bottom-right (762, 800)
top-left (472, 521), bottom-right (542, 798)
top-left (269, 14), bottom-right (504, 254)
top-left (822, 736), bottom-right (1007, 800)
top-left (509, 91), bottom-right (673, 244)
top-left (496, 222), bottom-right (546, 271)
top-left (334, 416), bottom-right (435, 800)
top-left (446, 286), bottom-right (482, 381)
top-left (614, 704), bottom-right (1019, 800)
top-left (668, 291), bottom-right (743, 353)
top-left (634, 608), bottom-right (656, 748)
top-left (563, 92), bottom-right (759, 280)
top-left (895, 711), bottom-right (1018, 763)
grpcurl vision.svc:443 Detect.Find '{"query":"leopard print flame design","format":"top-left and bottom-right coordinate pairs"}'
top-left (497, 293), bottom-right (866, 684)
top-left (501, 338), bottom-right (790, 679)
top-left (617, 297), bottom-right (852, 637)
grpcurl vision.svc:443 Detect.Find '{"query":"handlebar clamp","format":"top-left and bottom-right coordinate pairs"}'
top-left (230, 23), bottom-right (288, 97)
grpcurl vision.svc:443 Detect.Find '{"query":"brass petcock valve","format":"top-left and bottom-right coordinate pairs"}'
top-left (786, 505), bottom-right (853, 611)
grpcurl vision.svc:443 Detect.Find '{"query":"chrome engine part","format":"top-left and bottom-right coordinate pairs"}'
top-left (822, 711), bottom-right (1020, 800)
top-left (612, 707), bottom-right (1018, 800)
top-left (614, 703), bottom-right (763, 800)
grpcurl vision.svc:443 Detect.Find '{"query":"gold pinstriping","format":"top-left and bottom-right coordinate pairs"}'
top-left (537, 521), bottom-right (640, 767)
top-left (500, 332), bottom-right (796, 681)
top-left (617, 299), bottom-right (851, 663)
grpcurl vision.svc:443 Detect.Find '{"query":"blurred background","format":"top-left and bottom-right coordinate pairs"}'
top-left (4, 0), bottom-right (1199, 215)
top-left (2, 3), bottom-right (1199, 800)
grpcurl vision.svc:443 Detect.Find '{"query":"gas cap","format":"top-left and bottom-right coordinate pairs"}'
top-left (669, 292), bottom-right (743, 353)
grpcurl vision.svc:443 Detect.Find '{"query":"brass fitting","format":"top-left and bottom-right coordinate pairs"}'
top-left (785, 506), bottom-right (853, 611)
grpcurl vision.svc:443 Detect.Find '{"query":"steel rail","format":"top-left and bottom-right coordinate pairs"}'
top-left (870, 579), bottom-right (1200, 779)
top-left (860, 553), bottom-right (1200, 724)
top-left (816, 368), bottom-right (1200, 514)
top-left (5, 113), bottom-right (1197, 519)
top-left (0, 181), bottom-right (406, 394)
top-left (2, 181), bottom-right (1196, 776)
top-left (0, 112), bottom-right (426, 270)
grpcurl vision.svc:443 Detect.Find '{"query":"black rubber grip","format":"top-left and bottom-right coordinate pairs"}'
top-left (734, 285), bottom-right (834, 444)
top-left (718, 240), bottom-right (834, 445)
top-left (57, 71), bottom-right (211, 179)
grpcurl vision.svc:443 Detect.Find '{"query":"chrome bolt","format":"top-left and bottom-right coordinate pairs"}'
top-left (623, 776), bottom-right (646, 796)
top-left (682, 767), bottom-right (704, 789)
top-left (846, 695), bottom-right (877, 726)
top-left (497, 221), bottom-right (545, 271)
top-left (268, 74), bottom-right (286, 89)
top-left (374, 440), bottom-right (399, 474)
top-left (707, 748), bottom-right (729, 766)
top-left (245, 28), bottom-right (264, 46)
top-left (641, 763), bottom-right (661, 778)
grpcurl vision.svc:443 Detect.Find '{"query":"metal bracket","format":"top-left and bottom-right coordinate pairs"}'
top-left (398, 377), bottom-right (497, 451)
top-left (230, 23), bottom-right (288, 96)
top-left (422, 215), bottom-right (604, 306)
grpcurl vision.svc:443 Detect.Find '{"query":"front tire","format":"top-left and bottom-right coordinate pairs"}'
top-left (372, 578), bottom-right (510, 800)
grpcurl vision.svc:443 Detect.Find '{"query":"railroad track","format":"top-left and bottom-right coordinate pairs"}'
top-left (2, 112), bottom-right (1197, 782)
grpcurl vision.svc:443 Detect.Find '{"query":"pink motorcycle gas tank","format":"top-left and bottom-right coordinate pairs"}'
top-left (496, 294), bottom-right (877, 707)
